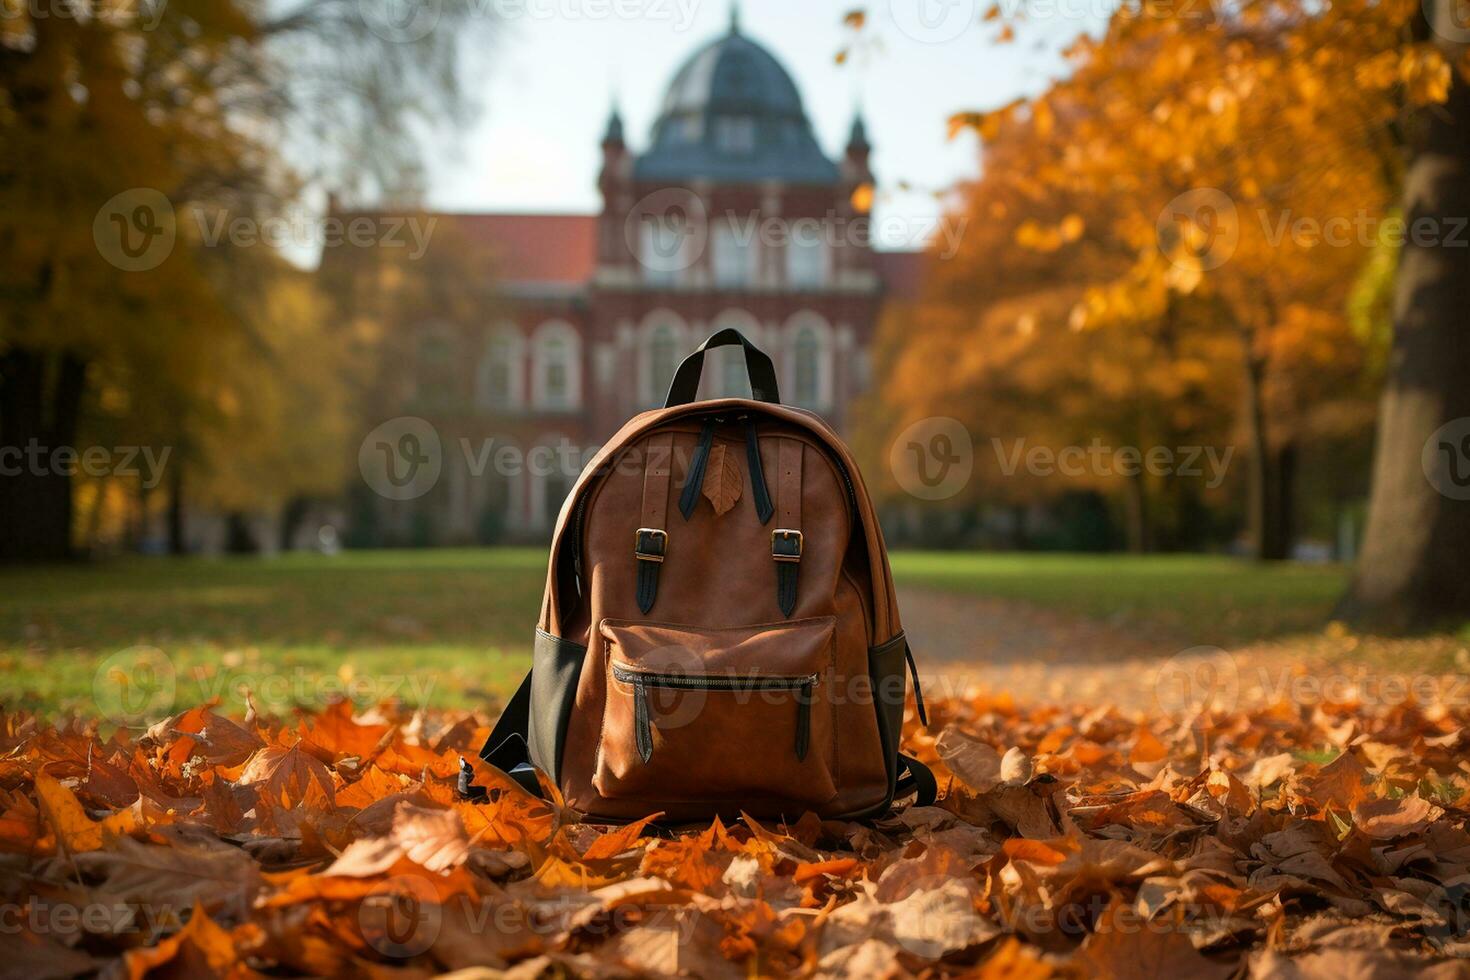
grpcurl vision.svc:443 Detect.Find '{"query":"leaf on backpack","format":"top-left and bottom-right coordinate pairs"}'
top-left (702, 442), bottom-right (743, 516)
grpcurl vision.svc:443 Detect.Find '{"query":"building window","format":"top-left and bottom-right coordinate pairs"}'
top-left (638, 208), bottom-right (695, 286)
top-left (476, 328), bottom-right (523, 412)
top-left (531, 322), bottom-right (581, 411)
top-left (787, 234), bottom-right (827, 289)
top-left (643, 321), bottom-right (682, 406)
top-left (720, 349), bottom-right (749, 398)
top-left (787, 318), bottom-right (832, 411)
top-left (715, 116), bottom-right (756, 154)
top-left (710, 314), bottom-right (760, 398)
top-left (713, 219), bottom-right (755, 288)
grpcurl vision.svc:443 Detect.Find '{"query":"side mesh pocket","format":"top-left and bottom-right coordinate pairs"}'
top-left (867, 631), bottom-right (909, 803)
top-left (529, 628), bottom-right (586, 784)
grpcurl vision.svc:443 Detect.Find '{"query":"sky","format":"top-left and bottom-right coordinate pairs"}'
top-left (425, 0), bottom-right (1102, 250)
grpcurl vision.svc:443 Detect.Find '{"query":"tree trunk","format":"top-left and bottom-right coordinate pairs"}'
top-left (225, 512), bottom-right (258, 554)
top-left (0, 348), bottom-right (86, 562)
top-left (1340, 7), bottom-right (1470, 628)
top-left (167, 461), bottom-right (187, 556)
top-left (1239, 346), bottom-right (1290, 560)
top-left (280, 496), bottom-right (311, 552)
top-left (1008, 503), bottom-right (1029, 550)
top-left (1122, 470), bottom-right (1150, 553)
top-left (1266, 442), bottom-right (1297, 561)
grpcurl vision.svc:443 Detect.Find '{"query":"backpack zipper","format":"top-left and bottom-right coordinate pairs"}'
top-left (611, 663), bottom-right (816, 764)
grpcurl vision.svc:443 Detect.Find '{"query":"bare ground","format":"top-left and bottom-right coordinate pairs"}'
top-left (898, 586), bottom-right (1470, 717)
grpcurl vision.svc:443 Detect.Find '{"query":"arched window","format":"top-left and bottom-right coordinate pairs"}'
top-left (476, 327), bottom-right (523, 413)
top-left (709, 313), bottom-right (761, 398)
top-left (794, 329), bottom-right (820, 405)
top-left (641, 318), bottom-right (684, 406)
top-left (720, 349), bottom-right (748, 398)
top-left (531, 321), bottom-right (582, 411)
top-left (785, 314), bottom-right (832, 411)
top-left (530, 433), bottom-right (579, 533)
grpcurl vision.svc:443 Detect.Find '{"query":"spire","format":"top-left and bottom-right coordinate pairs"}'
top-left (603, 102), bottom-right (624, 145)
top-left (729, 0), bottom-right (740, 34)
top-left (847, 111), bottom-right (870, 153)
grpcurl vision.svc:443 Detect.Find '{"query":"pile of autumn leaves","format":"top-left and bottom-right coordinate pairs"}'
top-left (4, 691), bottom-right (1470, 979)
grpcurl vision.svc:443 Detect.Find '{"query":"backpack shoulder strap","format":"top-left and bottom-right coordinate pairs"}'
top-left (895, 753), bottom-right (938, 807)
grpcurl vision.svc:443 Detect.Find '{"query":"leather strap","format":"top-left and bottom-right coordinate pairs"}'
top-left (773, 438), bottom-right (803, 617)
top-left (678, 419), bottom-right (716, 520)
top-left (745, 420), bottom-right (774, 524)
top-left (636, 433), bottom-right (673, 614)
top-left (905, 642), bottom-right (929, 726)
top-left (664, 328), bottom-right (781, 407)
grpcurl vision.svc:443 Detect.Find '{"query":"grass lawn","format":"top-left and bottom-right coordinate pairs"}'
top-left (1, 550), bottom-right (546, 720)
top-left (0, 548), bottom-right (1411, 719)
top-left (889, 551), bottom-right (1351, 646)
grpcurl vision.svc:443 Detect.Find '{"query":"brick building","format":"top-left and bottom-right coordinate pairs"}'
top-left (331, 17), bottom-right (923, 544)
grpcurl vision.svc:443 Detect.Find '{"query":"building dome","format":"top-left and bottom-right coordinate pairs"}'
top-left (634, 22), bottom-right (838, 185)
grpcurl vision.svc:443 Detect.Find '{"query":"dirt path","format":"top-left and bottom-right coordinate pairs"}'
top-left (897, 586), bottom-right (1470, 716)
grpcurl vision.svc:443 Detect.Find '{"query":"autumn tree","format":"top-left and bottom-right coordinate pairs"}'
top-left (861, 0), bottom-right (1415, 560)
top-left (0, 0), bottom-right (490, 560)
top-left (1341, 0), bottom-right (1470, 627)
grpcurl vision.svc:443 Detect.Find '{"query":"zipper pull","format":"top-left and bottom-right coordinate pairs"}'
top-left (795, 680), bottom-right (812, 761)
top-left (678, 418), bottom-right (717, 520)
top-left (633, 675), bottom-right (653, 763)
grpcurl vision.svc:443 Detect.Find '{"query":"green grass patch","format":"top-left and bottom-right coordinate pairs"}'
top-left (0, 548), bottom-right (1402, 719)
top-left (1, 549), bottom-right (546, 719)
top-left (889, 551), bottom-right (1349, 645)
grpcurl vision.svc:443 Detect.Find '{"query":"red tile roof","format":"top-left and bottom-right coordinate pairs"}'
top-left (447, 213), bottom-right (599, 285)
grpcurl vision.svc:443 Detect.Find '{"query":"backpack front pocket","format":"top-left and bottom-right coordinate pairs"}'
top-left (595, 617), bottom-right (838, 809)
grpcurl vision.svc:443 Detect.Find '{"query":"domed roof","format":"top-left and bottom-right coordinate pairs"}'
top-left (634, 22), bottom-right (838, 185)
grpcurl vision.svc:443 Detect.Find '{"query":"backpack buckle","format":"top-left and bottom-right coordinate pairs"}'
top-left (771, 529), bottom-right (803, 562)
top-left (634, 527), bottom-right (667, 563)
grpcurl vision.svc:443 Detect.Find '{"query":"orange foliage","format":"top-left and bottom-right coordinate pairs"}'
top-left (3, 690), bottom-right (1470, 975)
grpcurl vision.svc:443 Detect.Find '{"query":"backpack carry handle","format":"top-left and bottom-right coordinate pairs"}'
top-left (664, 328), bottom-right (781, 407)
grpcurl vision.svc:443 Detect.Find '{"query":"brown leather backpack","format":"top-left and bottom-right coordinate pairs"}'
top-left (464, 329), bottom-right (934, 821)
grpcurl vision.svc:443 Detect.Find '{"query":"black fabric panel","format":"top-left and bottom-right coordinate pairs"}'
top-left (868, 631), bottom-right (910, 804)
top-left (529, 629), bottom-right (587, 784)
